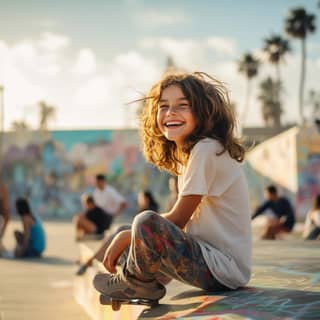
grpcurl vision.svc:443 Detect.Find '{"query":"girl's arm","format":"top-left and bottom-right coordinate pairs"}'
top-left (16, 216), bottom-right (31, 257)
top-left (162, 195), bottom-right (202, 229)
top-left (103, 229), bottom-right (131, 273)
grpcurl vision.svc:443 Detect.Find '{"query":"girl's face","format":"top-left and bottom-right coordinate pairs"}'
top-left (156, 85), bottom-right (196, 148)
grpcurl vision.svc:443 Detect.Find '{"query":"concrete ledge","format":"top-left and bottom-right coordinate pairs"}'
top-left (75, 240), bottom-right (320, 319)
top-left (74, 242), bottom-right (146, 320)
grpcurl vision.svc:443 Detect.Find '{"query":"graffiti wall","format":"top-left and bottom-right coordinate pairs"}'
top-left (296, 125), bottom-right (320, 217)
top-left (2, 129), bottom-right (170, 218)
top-left (245, 124), bottom-right (320, 219)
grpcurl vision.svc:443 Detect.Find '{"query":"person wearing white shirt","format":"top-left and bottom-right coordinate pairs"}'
top-left (93, 174), bottom-right (127, 217)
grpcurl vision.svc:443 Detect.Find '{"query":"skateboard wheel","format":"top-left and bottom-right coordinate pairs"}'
top-left (111, 299), bottom-right (121, 311)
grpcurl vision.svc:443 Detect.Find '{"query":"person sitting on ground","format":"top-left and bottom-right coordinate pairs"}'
top-left (137, 190), bottom-right (159, 212)
top-left (303, 194), bottom-right (320, 240)
top-left (76, 189), bottom-right (159, 275)
top-left (14, 198), bottom-right (46, 258)
top-left (0, 182), bottom-right (10, 255)
top-left (74, 194), bottom-right (113, 241)
top-left (252, 185), bottom-right (296, 240)
top-left (93, 174), bottom-right (127, 219)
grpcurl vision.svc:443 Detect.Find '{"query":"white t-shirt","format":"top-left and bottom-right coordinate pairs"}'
top-left (179, 138), bottom-right (252, 289)
top-left (93, 185), bottom-right (126, 216)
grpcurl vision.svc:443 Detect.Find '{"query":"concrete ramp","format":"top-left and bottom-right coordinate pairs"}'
top-left (74, 239), bottom-right (320, 319)
top-left (245, 124), bottom-right (320, 219)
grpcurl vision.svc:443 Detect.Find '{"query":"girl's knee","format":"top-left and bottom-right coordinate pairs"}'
top-left (132, 210), bottom-right (159, 231)
top-left (115, 225), bottom-right (131, 233)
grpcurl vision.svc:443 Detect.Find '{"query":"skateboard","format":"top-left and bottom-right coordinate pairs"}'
top-left (99, 294), bottom-right (159, 311)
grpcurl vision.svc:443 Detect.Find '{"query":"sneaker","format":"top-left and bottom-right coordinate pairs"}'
top-left (93, 268), bottom-right (166, 301)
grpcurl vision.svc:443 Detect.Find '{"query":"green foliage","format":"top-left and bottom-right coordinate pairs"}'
top-left (285, 7), bottom-right (316, 39)
top-left (238, 53), bottom-right (260, 79)
top-left (258, 77), bottom-right (282, 127)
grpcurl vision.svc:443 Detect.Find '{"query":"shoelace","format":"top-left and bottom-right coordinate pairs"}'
top-left (107, 273), bottom-right (124, 286)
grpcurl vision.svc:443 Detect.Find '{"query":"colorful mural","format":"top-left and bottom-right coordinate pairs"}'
top-left (2, 129), bottom-right (169, 218)
top-left (245, 124), bottom-right (320, 219)
top-left (3, 124), bottom-right (320, 220)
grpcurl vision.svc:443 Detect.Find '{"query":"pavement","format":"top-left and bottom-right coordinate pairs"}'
top-left (0, 220), bottom-right (90, 320)
top-left (1, 220), bottom-right (319, 320)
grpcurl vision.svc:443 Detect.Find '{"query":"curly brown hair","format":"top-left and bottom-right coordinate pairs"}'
top-left (139, 72), bottom-right (245, 175)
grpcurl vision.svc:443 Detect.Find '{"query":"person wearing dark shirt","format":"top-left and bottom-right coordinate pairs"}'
top-left (76, 189), bottom-right (159, 275)
top-left (252, 185), bottom-right (295, 240)
top-left (74, 194), bottom-right (112, 241)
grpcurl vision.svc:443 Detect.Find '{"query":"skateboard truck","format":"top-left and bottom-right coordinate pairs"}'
top-left (99, 294), bottom-right (159, 311)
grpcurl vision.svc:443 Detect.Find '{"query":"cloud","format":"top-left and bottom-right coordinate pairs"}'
top-left (72, 49), bottom-right (97, 74)
top-left (206, 37), bottom-right (237, 56)
top-left (69, 50), bottom-right (161, 129)
top-left (133, 9), bottom-right (190, 27)
top-left (38, 32), bottom-right (70, 51)
top-left (1, 31), bottom-right (319, 131)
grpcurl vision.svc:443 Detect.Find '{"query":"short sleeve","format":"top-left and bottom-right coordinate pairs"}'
top-left (179, 139), bottom-right (241, 197)
top-left (179, 141), bottom-right (217, 196)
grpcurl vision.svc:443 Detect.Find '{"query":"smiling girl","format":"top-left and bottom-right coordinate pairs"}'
top-left (93, 72), bottom-right (252, 302)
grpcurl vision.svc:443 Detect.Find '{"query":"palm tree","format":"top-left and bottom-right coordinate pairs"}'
top-left (238, 53), bottom-right (260, 127)
top-left (285, 7), bottom-right (316, 123)
top-left (38, 101), bottom-right (56, 131)
top-left (257, 77), bottom-right (282, 128)
top-left (263, 34), bottom-right (291, 84)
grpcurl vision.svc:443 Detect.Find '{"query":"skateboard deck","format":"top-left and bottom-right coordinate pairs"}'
top-left (99, 294), bottom-right (158, 311)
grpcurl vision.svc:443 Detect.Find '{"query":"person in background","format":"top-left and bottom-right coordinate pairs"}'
top-left (73, 194), bottom-right (113, 241)
top-left (93, 174), bottom-right (127, 219)
top-left (0, 182), bottom-right (10, 254)
top-left (137, 190), bottom-right (159, 212)
top-left (76, 189), bottom-right (158, 275)
top-left (303, 194), bottom-right (320, 240)
top-left (14, 198), bottom-right (46, 258)
top-left (252, 185), bottom-right (296, 240)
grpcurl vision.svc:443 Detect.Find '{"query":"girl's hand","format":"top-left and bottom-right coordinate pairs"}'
top-left (103, 230), bottom-right (131, 273)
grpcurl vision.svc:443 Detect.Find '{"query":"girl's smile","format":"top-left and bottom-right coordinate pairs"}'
top-left (157, 85), bottom-right (196, 148)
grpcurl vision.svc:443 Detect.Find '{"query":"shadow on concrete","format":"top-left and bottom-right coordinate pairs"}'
top-left (140, 286), bottom-right (320, 319)
top-left (1, 255), bottom-right (74, 266)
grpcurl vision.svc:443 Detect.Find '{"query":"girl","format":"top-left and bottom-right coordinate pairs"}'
top-left (93, 72), bottom-right (252, 302)
top-left (14, 198), bottom-right (46, 257)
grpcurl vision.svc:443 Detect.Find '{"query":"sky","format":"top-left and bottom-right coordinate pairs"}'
top-left (0, 0), bottom-right (319, 131)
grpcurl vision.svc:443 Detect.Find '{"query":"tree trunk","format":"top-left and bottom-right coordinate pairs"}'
top-left (299, 38), bottom-right (306, 124)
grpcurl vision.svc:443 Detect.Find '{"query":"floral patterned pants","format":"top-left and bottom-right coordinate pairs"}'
top-left (119, 211), bottom-right (229, 292)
